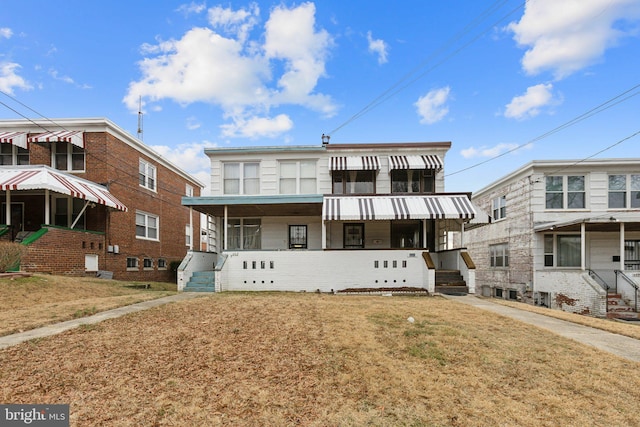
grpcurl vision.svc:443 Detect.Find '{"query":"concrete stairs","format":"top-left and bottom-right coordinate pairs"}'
top-left (606, 293), bottom-right (639, 320)
top-left (184, 271), bottom-right (215, 292)
top-left (435, 269), bottom-right (468, 295)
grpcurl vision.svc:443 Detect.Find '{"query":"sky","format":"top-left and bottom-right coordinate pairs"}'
top-left (1, 0), bottom-right (639, 194)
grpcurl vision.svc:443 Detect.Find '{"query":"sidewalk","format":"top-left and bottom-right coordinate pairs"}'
top-left (444, 294), bottom-right (640, 363)
top-left (0, 292), bottom-right (205, 350)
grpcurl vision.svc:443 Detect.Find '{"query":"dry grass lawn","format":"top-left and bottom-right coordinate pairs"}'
top-left (0, 274), bottom-right (175, 336)
top-left (1, 291), bottom-right (640, 426)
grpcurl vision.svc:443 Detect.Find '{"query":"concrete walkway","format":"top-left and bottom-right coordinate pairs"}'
top-left (444, 294), bottom-right (640, 363)
top-left (0, 292), bottom-right (205, 350)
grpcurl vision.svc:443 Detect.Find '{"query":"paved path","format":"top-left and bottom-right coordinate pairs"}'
top-left (0, 293), bottom-right (205, 350)
top-left (444, 294), bottom-right (640, 363)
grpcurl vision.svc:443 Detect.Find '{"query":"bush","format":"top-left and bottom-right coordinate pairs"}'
top-left (0, 242), bottom-right (27, 272)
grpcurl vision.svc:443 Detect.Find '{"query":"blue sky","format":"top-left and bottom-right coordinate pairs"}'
top-left (1, 0), bottom-right (639, 193)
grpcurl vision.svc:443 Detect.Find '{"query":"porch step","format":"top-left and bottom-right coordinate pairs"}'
top-left (184, 271), bottom-right (215, 292)
top-left (435, 270), bottom-right (467, 295)
top-left (606, 293), bottom-right (639, 319)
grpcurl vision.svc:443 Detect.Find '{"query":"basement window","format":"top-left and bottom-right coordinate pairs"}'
top-left (127, 257), bottom-right (139, 271)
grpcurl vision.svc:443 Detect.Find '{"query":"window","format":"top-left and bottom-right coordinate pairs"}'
top-left (223, 162), bottom-right (260, 194)
top-left (391, 220), bottom-right (422, 248)
top-left (143, 258), bottom-right (153, 269)
top-left (186, 184), bottom-right (194, 197)
top-left (489, 243), bottom-right (509, 267)
top-left (158, 258), bottom-right (167, 270)
top-left (185, 224), bottom-right (192, 247)
top-left (391, 169), bottom-right (434, 193)
top-left (0, 144), bottom-right (29, 165)
top-left (53, 142), bottom-right (84, 172)
top-left (226, 218), bottom-right (261, 249)
top-left (492, 196), bottom-right (506, 220)
top-left (279, 160), bottom-right (317, 194)
top-left (289, 225), bottom-right (308, 249)
top-left (545, 175), bottom-right (585, 209)
top-left (136, 211), bottom-right (159, 240)
top-left (53, 197), bottom-right (85, 229)
top-left (332, 170), bottom-right (375, 194)
top-left (624, 240), bottom-right (640, 270)
top-left (544, 234), bottom-right (581, 267)
top-left (139, 159), bottom-right (156, 191)
top-left (127, 257), bottom-right (139, 270)
top-left (609, 174), bottom-right (640, 209)
top-left (344, 223), bottom-right (365, 248)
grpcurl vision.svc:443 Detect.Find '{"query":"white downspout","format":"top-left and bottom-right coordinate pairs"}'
top-left (224, 205), bottom-right (228, 251)
top-left (581, 222), bottom-right (586, 271)
top-left (620, 222), bottom-right (625, 271)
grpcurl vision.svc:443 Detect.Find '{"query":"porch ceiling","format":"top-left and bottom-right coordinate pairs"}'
top-left (189, 203), bottom-right (323, 217)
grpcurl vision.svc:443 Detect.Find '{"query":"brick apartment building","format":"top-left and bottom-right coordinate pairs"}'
top-left (0, 117), bottom-right (203, 282)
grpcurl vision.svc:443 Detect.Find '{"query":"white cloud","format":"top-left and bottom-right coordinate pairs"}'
top-left (367, 31), bottom-right (388, 64)
top-left (176, 2), bottom-right (207, 16)
top-left (149, 141), bottom-right (214, 194)
top-left (460, 142), bottom-right (529, 159)
top-left (508, 0), bottom-right (640, 79)
top-left (124, 3), bottom-right (335, 139)
top-left (186, 116), bottom-right (201, 130)
top-left (415, 86), bottom-right (451, 124)
top-left (0, 62), bottom-right (31, 94)
top-left (504, 83), bottom-right (554, 120)
top-left (0, 28), bottom-right (12, 39)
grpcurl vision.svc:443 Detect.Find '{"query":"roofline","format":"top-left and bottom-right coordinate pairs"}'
top-left (325, 141), bottom-right (452, 150)
top-left (0, 117), bottom-right (205, 189)
top-left (204, 145), bottom-right (325, 155)
top-left (204, 141), bottom-right (452, 156)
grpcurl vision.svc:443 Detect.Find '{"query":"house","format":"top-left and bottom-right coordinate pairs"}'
top-left (465, 159), bottom-right (640, 318)
top-left (180, 138), bottom-right (487, 293)
top-left (0, 117), bottom-right (203, 281)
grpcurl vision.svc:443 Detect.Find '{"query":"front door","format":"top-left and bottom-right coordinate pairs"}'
top-left (344, 223), bottom-right (364, 249)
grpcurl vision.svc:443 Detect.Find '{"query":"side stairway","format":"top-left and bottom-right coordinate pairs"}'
top-left (184, 271), bottom-right (215, 292)
top-left (607, 293), bottom-right (639, 320)
top-left (435, 270), bottom-right (468, 295)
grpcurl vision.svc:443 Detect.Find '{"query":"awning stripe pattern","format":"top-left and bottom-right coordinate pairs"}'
top-left (27, 130), bottom-right (84, 148)
top-left (0, 165), bottom-right (127, 211)
top-left (330, 156), bottom-right (380, 171)
top-left (389, 155), bottom-right (443, 170)
top-left (323, 195), bottom-right (476, 221)
top-left (0, 132), bottom-right (28, 149)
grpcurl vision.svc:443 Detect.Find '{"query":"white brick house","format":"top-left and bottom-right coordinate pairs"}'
top-left (180, 140), bottom-right (487, 293)
top-left (465, 159), bottom-right (640, 318)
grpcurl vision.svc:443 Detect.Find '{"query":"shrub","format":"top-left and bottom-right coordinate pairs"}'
top-left (0, 242), bottom-right (27, 272)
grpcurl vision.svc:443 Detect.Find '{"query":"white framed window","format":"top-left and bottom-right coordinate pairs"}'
top-left (186, 184), bottom-right (194, 197)
top-left (53, 142), bottom-right (85, 172)
top-left (143, 258), bottom-right (154, 270)
top-left (223, 162), bottom-right (260, 195)
top-left (543, 234), bottom-right (581, 268)
top-left (489, 243), bottom-right (509, 267)
top-left (0, 143), bottom-right (29, 165)
top-left (545, 175), bottom-right (585, 209)
top-left (185, 224), bottom-right (192, 247)
top-left (491, 196), bottom-right (506, 220)
top-left (139, 159), bottom-right (157, 191)
top-left (279, 160), bottom-right (317, 194)
top-left (158, 258), bottom-right (167, 270)
top-left (126, 257), bottom-right (139, 270)
top-left (136, 211), bottom-right (159, 240)
top-left (609, 174), bottom-right (640, 209)
top-left (226, 218), bottom-right (261, 249)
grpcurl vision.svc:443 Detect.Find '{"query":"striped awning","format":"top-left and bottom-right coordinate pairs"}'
top-left (0, 165), bottom-right (127, 211)
top-left (389, 155), bottom-right (442, 170)
top-left (28, 130), bottom-right (84, 148)
top-left (323, 195), bottom-right (476, 221)
top-left (0, 132), bottom-right (28, 149)
top-left (330, 156), bottom-right (380, 171)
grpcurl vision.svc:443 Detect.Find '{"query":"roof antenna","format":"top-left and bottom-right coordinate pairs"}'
top-left (137, 96), bottom-right (144, 140)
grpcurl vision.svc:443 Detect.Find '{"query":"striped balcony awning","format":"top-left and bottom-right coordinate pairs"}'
top-left (0, 165), bottom-right (127, 211)
top-left (388, 155), bottom-right (442, 170)
top-left (323, 195), bottom-right (476, 221)
top-left (329, 156), bottom-right (380, 171)
top-left (28, 130), bottom-right (84, 148)
top-left (0, 132), bottom-right (28, 149)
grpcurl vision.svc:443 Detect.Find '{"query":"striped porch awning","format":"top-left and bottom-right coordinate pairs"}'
top-left (0, 165), bottom-right (127, 211)
top-left (27, 130), bottom-right (84, 148)
top-left (329, 156), bottom-right (380, 171)
top-left (388, 155), bottom-right (442, 170)
top-left (0, 132), bottom-right (28, 149)
top-left (323, 195), bottom-right (476, 221)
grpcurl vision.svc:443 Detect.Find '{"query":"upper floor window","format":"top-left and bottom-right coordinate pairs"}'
top-left (139, 159), bottom-right (157, 191)
top-left (489, 243), bottom-right (509, 267)
top-left (391, 169), bottom-right (434, 193)
top-left (492, 195), bottom-right (506, 220)
top-left (0, 144), bottom-right (29, 165)
top-left (332, 170), bottom-right (376, 194)
top-left (609, 174), bottom-right (640, 209)
top-left (136, 211), bottom-right (158, 240)
top-left (224, 162), bottom-right (259, 195)
top-left (279, 160), bottom-right (317, 194)
top-left (53, 142), bottom-right (84, 172)
top-left (186, 184), bottom-right (194, 197)
top-left (545, 175), bottom-right (585, 209)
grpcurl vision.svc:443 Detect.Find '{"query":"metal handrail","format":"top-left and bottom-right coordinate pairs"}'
top-left (587, 270), bottom-right (610, 292)
top-left (615, 270), bottom-right (639, 312)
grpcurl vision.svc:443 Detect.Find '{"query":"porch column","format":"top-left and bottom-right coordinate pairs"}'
top-left (188, 207), bottom-right (194, 251)
top-left (460, 219), bottom-right (465, 247)
top-left (4, 190), bottom-right (10, 226)
top-left (423, 219), bottom-right (427, 249)
top-left (321, 220), bottom-right (327, 249)
top-left (223, 205), bottom-right (228, 251)
top-left (620, 222), bottom-right (626, 271)
top-left (44, 189), bottom-right (50, 225)
top-left (581, 222), bottom-right (586, 271)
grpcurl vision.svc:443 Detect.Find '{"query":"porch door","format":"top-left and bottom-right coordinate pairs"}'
top-left (1, 203), bottom-right (24, 238)
top-left (344, 223), bottom-right (364, 249)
